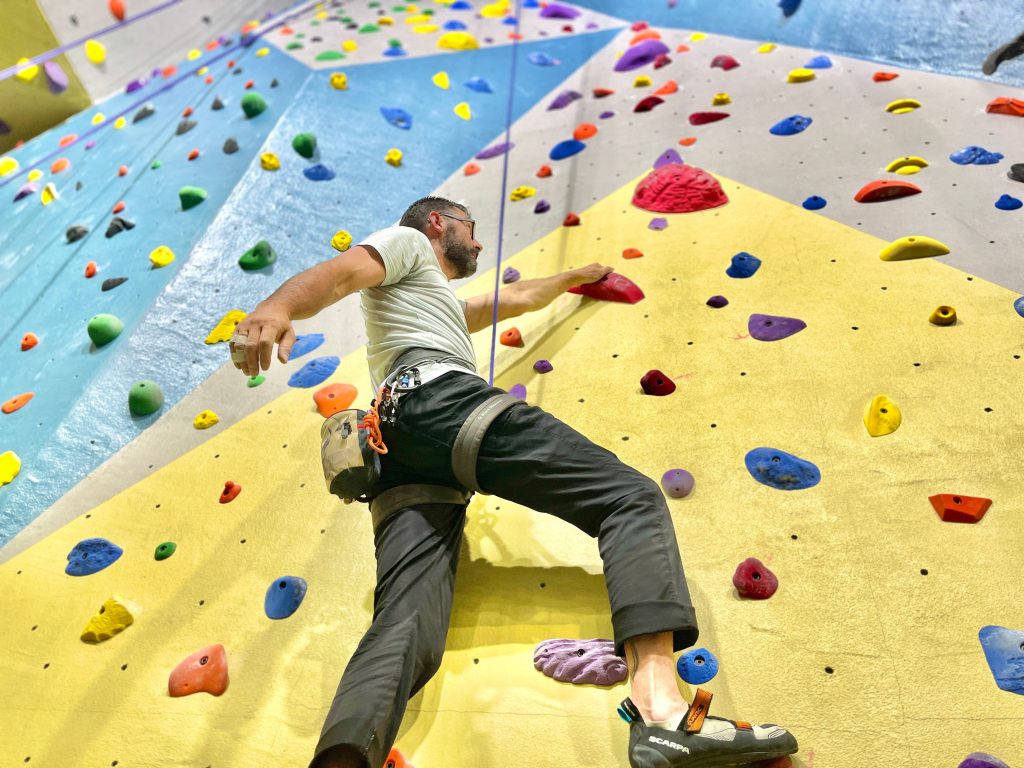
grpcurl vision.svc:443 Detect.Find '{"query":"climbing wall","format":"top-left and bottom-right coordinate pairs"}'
top-left (1, 2), bottom-right (1023, 767)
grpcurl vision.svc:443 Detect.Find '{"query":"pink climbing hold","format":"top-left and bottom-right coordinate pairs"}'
top-left (632, 163), bottom-right (729, 214)
top-left (567, 273), bottom-right (645, 304)
top-left (733, 557), bottom-right (779, 599)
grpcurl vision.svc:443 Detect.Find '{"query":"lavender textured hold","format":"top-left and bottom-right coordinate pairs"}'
top-left (539, 3), bottom-right (581, 18)
top-left (654, 148), bottom-right (684, 170)
top-left (586, 21), bottom-right (599, 29)
top-left (534, 199), bottom-right (550, 213)
top-left (44, 61), bottom-right (69, 93)
top-left (706, 295), bottom-right (729, 308)
top-left (125, 77), bottom-right (147, 93)
top-left (547, 89), bottom-right (583, 110)
top-left (476, 141), bottom-right (514, 160)
top-left (748, 313), bottom-right (807, 342)
top-left (662, 469), bottom-right (695, 498)
top-left (534, 638), bottom-right (627, 685)
top-left (958, 754), bottom-right (1010, 768)
top-left (502, 266), bottom-right (521, 284)
top-left (534, 360), bottom-right (553, 373)
top-left (614, 39), bottom-right (671, 72)
top-left (599, 110), bottom-right (615, 119)
top-left (508, 383), bottom-right (527, 400)
top-left (14, 182), bottom-right (39, 201)
top-left (648, 217), bottom-right (668, 230)
top-left (85, 141), bottom-right (96, 150)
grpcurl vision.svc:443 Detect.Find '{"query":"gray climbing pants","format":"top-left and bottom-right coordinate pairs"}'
top-left (309, 369), bottom-right (699, 768)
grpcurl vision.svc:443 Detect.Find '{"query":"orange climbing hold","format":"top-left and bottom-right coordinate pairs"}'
top-left (679, 137), bottom-right (697, 146)
top-left (112, 200), bottom-right (125, 214)
top-left (536, 164), bottom-right (552, 178)
top-left (593, 87), bottom-right (614, 98)
top-left (117, 164), bottom-right (128, 177)
top-left (188, 148), bottom-right (200, 161)
top-left (59, 134), bottom-right (77, 147)
top-left (873, 71), bottom-right (898, 82)
top-left (85, 261), bottom-right (97, 278)
top-left (21, 333), bottom-right (38, 351)
top-left (219, 481), bottom-right (241, 504)
top-left (573, 123), bottom-right (597, 140)
top-left (313, 383), bottom-right (358, 418)
top-left (622, 247), bottom-right (643, 259)
top-left (244, 79), bottom-right (254, 89)
top-left (676, 44), bottom-right (690, 53)
top-left (563, 213), bottom-right (581, 226)
top-left (630, 29), bottom-right (662, 45)
top-left (205, 75), bottom-right (213, 85)
top-left (182, 106), bottom-right (193, 118)
top-left (854, 179), bottom-right (922, 203)
top-left (500, 327), bottom-right (523, 347)
top-left (463, 162), bottom-right (480, 176)
top-left (654, 80), bottom-right (678, 96)
top-left (986, 97), bottom-right (1024, 117)
top-left (384, 748), bottom-right (412, 768)
top-left (161, 65), bottom-right (177, 78)
top-left (109, 0), bottom-right (125, 21)
top-left (50, 157), bottom-right (70, 174)
top-left (2, 393), bottom-right (34, 414)
top-left (168, 644), bottom-right (229, 697)
top-left (929, 493), bottom-right (992, 524)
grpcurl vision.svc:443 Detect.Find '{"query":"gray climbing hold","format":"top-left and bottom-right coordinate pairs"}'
top-left (66, 224), bottom-right (89, 243)
top-left (105, 217), bottom-right (135, 238)
top-left (176, 119), bottom-right (197, 135)
top-left (223, 137), bottom-right (239, 154)
top-left (132, 103), bottom-right (156, 123)
top-left (211, 96), bottom-right (225, 110)
top-left (534, 638), bottom-right (627, 685)
top-left (101, 277), bottom-right (128, 291)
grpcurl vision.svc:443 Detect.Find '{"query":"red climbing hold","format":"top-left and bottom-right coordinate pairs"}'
top-left (573, 123), bottom-right (597, 140)
top-left (710, 55), bottom-right (740, 70)
top-left (634, 96), bottom-right (664, 113)
top-left (929, 494), bottom-right (992, 524)
top-left (593, 88), bottom-right (614, 98)
top-left (168, 644), bottom-right (229, 697)
top-left (188, 148), bottom-right (200, 161)
top-left (640, 369), bottom-right (676, 396)
top-left (112, 200), bottom-right (125, 214)
top-left (654, 53), bottom-right (672, 69)
top-left (85, 261), bottom-right (97, 278)
top-left (632, 163), bottom-right (729, 214)
top-left (536, 164), bottom-right (552, 177)
top-left (733, 557), bottom-right (779, 599)
top-left (873, 71), bottom-right (898, 82)
top-left (854, 180), bottom-right (922, 203)
top-left (986, 97), bottom-right (1024, 117)
top-left (689, 112), bottom-right (730, 125)
top-left (631, 21), bottom-right (649, 31)
top-left (21, 333), bottom-right (39, 351)
top-left (622, 247), bottom-right (643, 259)
top-left (2, 392), bottom-right (34, 414)
top-left (568, 273), bottom-right (645, 304)
top-left (563, 213), bottom-right (581, 226)
top-left (220, 481), bottom-right (242, 504)
top-left (500, 328), bottom-right (523, 347)
top-left (464, 163), bottom-right (480, 176)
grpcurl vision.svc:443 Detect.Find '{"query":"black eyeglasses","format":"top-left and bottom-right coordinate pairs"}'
top-left (439, 212), bottom-right (476, 239)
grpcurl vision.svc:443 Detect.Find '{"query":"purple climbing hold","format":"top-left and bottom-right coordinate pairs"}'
top-left (43, 61), bottom-right (69, 94)
top-left (648, 217), bottom-right (668, 231)
top-left (706, 295), bottom-right (728, 308)
top-left (534, 199), bottom-right (550, 213)
top-left (599, 110), bottom-right (615, 119)
top-left (539, 3), bottom-right (581, 18)
top-left (748, 313), bottom-right (806, 341)
top-left (534, 638), bottom-right (627, 685)
top-left (534, 360), bottom-right (553, 373)
top-left (662, 469), bottom-right (695, 498)
top-left (508, 383), bottom-right (527, 399)
top-left (654, 148), bottom-right (684, 169)
top-left (502, 266), bottom-right (520, 284)
top-left (614, 39), bottom-right (671, 72)
top-left (14, 182), bottom-right (38, 201)
top-left (958, 754), bottom-right (1010, 768)
top-left (125, 77), bottom-right (147, 93)
top-left (547, 89), bottom-right (582, 110)
top-left (0, 119), bottom-right (9, 135)
top-left (476, 141), bottom-right (514, 160)
top-left (85, 140), bottom-right (95, 150)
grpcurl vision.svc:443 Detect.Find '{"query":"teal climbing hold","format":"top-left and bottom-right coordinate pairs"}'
top-left (128, 380), bottom-right (164, 416)
top-left (87, 314), bottom-right (124, 347)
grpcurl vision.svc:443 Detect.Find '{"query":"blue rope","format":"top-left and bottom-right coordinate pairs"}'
top-left (485, 0), bottom-right (523, 387)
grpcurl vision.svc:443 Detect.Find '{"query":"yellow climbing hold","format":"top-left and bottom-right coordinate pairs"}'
top-left (41, 182), bottom-right (58, 206)
top-left (193, 410), bottom-right (220, 429)
top-left (342, 40), bottom-right (358, 52)
top-left (405, 3), bottom-right (421, 11)
top-left (438, 31), bottom-right (478, 50)
top-left (315, 10), bottom-right (328, 19)
top-left (331, 230), bottom-right (352, 252)
top-left (197, 66), bottom-right (209, 76)
top-left (149, 245), bottom-right (175, 268)
top-left (0, 156), bottom-right (19, 177)
top-left (481, 0), bottom-right (511, 17)
top-left (85, 39), bottom-right (107, 65)
top-left (757, 42), bottom-right (777, 53)
top-left (0, 450), bottom-right (21, 486)
top-left (406, 13), bottom-right (431, 23)
top-left (885, 156), bottom-right (929, 175)
top-left (385, 148), bottom-right (403, 167)
top-left (879, 236), bottom-right (950, 262)
top-left (205, 309), bottom-right (248, 344)
top-left (28, 168), bottom-right (42, 182)
top-left (864, 395), bottom-right (902, 437)
top-left (510, 186), bottom-right (536, 201)
top-left (453, 102), bottom-right (471, 120)
top-left (113, 116), bottom-right (126, 129)
top-left (91, 113), bottom-right (105, 125)
top-left (187, 48), bottom-right (202, 61)
top-left (260, 152), bottom-right (281, 171)
top-left (256, 47), bottom-right (270, 57)
top-left (432, 71), bottom-right (451, 89)
top-left (929, 305), bottom-right (957, 326)
top-left (712, 92), bottom-right (731, 105)
top-left (414, 24), bottom-right (439, 33)
top-left (379, 16), bottom-right (394, 25)
top-left (634, 75), bottom-right (652, 87)
top-left (689, 32), bottom-right (707, 42)
top-left (788, 68), bottom-right (816, 83)
top-left (15, 58), bottom-right (39, 82)
top-left (330, 72), bottom-right (348, 90)
top-left (885, 98), bottom-right (922, 114)
top-left (81, 597), bottom-right (134, 643)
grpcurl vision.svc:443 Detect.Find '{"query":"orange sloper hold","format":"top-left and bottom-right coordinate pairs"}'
top-left (314, 383), bottom-right (357, 418)
top-left (112, 200), bottom-right (126, 214)
top-left (169, 644), bottom-right (229, 697)
top-left (500, 328), bottom-right (522, 347)
top-left (654, 80), bottom-right (678, 96)
top-left (986, 97), bottom-right (1024, 117)
top-left (854, 179), bottom-right (922, 203)
top-left (385, 748), bottom-right (412, 768)
top-left (679, 137), bottom-right (697, 146)
top-left (21, 333), bottom-right (39, 351)
top-left (622, 247), bottom-right (643, 259)
top-left (85, 261), bottom-right (97, 278)
top-left (219, 481), bottom-right (241, 504)
top-left (873, 71), bottom-right (898, 82)
top-left (631, 29), bottom-right (662, 45)
top-left (2, 393), bottom-right (34, 414)
top-left (929, 494), bottom-right (992, 524)
top-left (58, 134), bottom-right (77, 147)
top-left (536, 164), bottom-right (552, 177)
top-left (676, 44), bottom-right (690, 53)
top-left (573, 123), bottom-right (597, 140)
top-left (464, 163), bottom-right (480, 176)
top-left (51, 157), bottom-right (70, 174)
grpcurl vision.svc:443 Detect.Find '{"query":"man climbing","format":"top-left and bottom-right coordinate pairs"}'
top-left (229, 197), bottom-right (799, 768)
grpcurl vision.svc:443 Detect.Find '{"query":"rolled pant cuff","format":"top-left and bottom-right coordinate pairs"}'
top-left (310, 716), bottom-right (380, 768)
top-left (613, 600), bottom-right (699, 657)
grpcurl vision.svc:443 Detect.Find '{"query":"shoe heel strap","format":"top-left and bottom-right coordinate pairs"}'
top-left (684, 688), bottom-right (713, 733)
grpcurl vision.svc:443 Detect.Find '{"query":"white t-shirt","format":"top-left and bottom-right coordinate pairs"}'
top-left (357, 226), bottom-right (480, 393)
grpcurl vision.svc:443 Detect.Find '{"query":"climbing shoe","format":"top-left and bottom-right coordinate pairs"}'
top-left (618, 688), bottom-right (798, 767)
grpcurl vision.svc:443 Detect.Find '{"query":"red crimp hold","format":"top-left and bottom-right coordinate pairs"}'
top-left (733, 557), bottom-right (779, 599)
top-left (568, 273), bottom-right (645, 304)
top-left (220, 481), bottom-right (242, 504)
top-left (640, 369), bottom-right (676, 396)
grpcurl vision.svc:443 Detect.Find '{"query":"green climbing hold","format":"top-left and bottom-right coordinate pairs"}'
top-left (87, 313), bottom-right (124, 347)
top-left (316, 50), bottom-right (345, 61)
top-left (179, 186), bottom-right (207, 210)
top-left (247, 374), bottom-right (266, 387)
top-left (286, 41), bottom-right (303, 50)
top-left (388, 38), bottom-right (403, 48)
top-left (128, 380), bottom-right (164, 416)
top-left (241, 92), bottom-right (268, 119)
top-left (292, 132), bottom-right (317, 158)
top-left (359, 24), bottom-right (380, 33)
top-left (151, 160), bottom-right (162, 169)
top-left (154, 541), bottom-right (177, 561)
top-left (239, 240), bottom-right (278, 270)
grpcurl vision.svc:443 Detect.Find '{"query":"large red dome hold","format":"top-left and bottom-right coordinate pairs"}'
top-left (631, 163), bottom-right (729, 214)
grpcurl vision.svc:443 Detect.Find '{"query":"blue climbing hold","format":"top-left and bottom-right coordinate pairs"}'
top-left (770, 115), bottom-right (813, 136)
top-left (523, 0), bottom-right (539, 7)
top-left (676, 647), bottom-right (719, 684)
top-left (745, 447), bottom-right (821, 490)
top-left (779, 0), bottom-right (802, 17)
top-left (550, 139), bottom-right (586, 160)
top-left (726, 251), bottom-right (761, 278)
top-left (380, 106), bottom-right (412, 129)
top-left (502, 16), bottom-right (517, 25)
top-left (528, 51), bottom-right (560, 66)
top-left (451, 0), bottom-right (473, 7)
top-left (465, 76), bottom-right (493, 93)
top-left (382, 47), bottom-right (407, 57)
top-left (265, 575), bottom-right (308, 620)
top-left (805, 55), bottom-right (833, 69)
top-left (290, 333), bottom-right (325, 359)
top-left (995, 193), bottom-right (1022, 210)
top-left (1014, 296), bottom-right (1024, 317)
top-left (303, 164), bottom-right (335, 181)
top-left (949, 145), bottom-right (1004, 165)
top-left (802, 195), bottom-right (827, 210)
top-left (66, 538), bottom-right (124, 576)
top-left (288, 356), bottom-right (340, 388)
top-left (979, 625), bottom-right (1024, 695)
top-left (443, 20), bottom-right (467, 30)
